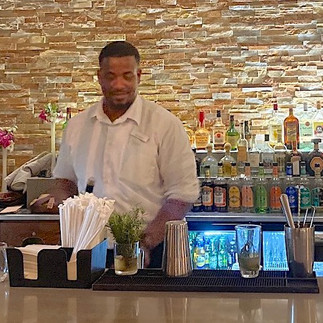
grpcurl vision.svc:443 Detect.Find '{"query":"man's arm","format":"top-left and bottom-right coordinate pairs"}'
top-left (141, 198), bottom-right (192, 266)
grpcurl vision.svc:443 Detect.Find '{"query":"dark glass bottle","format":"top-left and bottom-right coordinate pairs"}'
top-left (201, 166), bottom-right (214, 212)
top-left (307, 138), bottom-right (323, 176)
top-left (213, 162), bottom-right (228, 212)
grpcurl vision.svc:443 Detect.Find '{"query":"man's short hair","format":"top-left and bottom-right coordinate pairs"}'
top-left (99, 41), bottom-right (140, 65)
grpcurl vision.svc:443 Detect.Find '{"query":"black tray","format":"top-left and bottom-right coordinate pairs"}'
top-left (92, 269), bottom-right (319, 294)
top-left (7, 240), bottom-right (107, 289)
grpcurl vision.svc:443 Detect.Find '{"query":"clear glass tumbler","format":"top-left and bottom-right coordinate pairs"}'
top-left (0, 242), bottom-right (8, 282)
top-left (114, 242), bottom-right (139, 275)
top-left (235, 225), bottom-right (261, 278)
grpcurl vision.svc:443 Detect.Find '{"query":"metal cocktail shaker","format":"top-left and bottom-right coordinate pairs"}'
top-left (162, 220), bottom-right (192, 277)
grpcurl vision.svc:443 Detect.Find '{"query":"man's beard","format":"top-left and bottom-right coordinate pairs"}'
top-left (110, 101), bottom-right (132, 111)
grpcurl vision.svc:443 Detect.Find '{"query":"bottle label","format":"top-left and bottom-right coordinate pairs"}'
top-left (214, 186), bottom-right (227, 207)
top-left (202, 186), bottom-right (213, 206)
top-left (195, 133), bottom-right (209, 149)
top-left (213, 130), bottom-right (225, 145)
top-left (285, 121), bottom-right (298, 142)
top-left (255, 185), bottom-right (268, 208)
top-left (310, 157), bottom-right (323, 173)
top-left (248, 152), bottom-right (260, 168)
top-left (300, 187), bottom-right (311, 209)
top-left (237, 146), bottom-right (247, 162)
top-left (241, 186), bottom-right (254, 207)
top-left (312, 188), bottom-right (323, 207)
top-left (286, 186), bottom-right (298, 208)
top-left (228, 186), bottom-right (241, 208)
top-left (291, 156), bottom-right (301, 176)
top-left (300, 121), bottom-right (313, 139)
top-left (270, 186), bottom-right (282, 209)
top-left (313, 122), bottom-right (323, 139)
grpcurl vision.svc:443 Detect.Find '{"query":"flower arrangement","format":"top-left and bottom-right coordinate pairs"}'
top-left (38, 102), bottom-right (64, 123)
top-left (0, 126), bottom-right (17, 152)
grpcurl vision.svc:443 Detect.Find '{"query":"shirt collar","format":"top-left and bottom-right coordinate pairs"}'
top-left (90, 95), bottom-right (142, 126)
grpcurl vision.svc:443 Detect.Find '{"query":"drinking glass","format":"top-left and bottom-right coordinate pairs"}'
top-left (0, 242), bottom-right (8, 282)
top-left (114, 241), bottom-right (139, 275)
top-left (235, 225), bottom-right (261, 278)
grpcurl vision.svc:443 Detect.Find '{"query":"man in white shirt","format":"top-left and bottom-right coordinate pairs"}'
top-left (53, 41), bottom-right (199, 267)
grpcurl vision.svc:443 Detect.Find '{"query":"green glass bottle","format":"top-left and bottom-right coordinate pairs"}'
top-left (254, 162), bottom-right (268, 213)
top-left (225, 115), bottom-right (240, 151)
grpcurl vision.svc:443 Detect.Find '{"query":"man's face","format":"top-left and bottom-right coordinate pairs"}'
top-left (97, 56), bottom-right (141, 111)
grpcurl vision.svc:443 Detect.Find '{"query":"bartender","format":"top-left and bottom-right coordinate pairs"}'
top-left (53, 41), bottom-right (199, 267)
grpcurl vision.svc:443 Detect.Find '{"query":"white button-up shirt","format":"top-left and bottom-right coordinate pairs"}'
top-left (53, 95), bottom-right (199, 223)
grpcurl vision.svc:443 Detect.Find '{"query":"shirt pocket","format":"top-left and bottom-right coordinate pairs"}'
top-left (119, 130), bottom-right (158, 187)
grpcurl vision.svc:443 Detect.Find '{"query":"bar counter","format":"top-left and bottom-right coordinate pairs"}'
top-left (0, 278), bottom-right (322, 322)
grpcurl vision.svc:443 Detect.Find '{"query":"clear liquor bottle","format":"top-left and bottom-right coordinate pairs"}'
top-left (254, 162), bottom-right (269, 214)
top-left (225, 115), bottom-right (240, 151)
top-left (248, 134), bottom-right (260, 178)
top-left (261, 134), bottom-right (274, 177)
top-left (201, 165), bottom-right (214, 212)
top-left (212, 110), bottom-right (226, 150)
top-left (299, 102), bottom-right (314, 151)
top-left (299, 161), bottom-right (311, 211)
top-left (313, 101), bottom-right (323, 142)
top-left (289, 140), bottom-right (303, 177)
top-left (311, 163), bottom-right (323, 209)
top-left (269, 162), bottom-right (282, 213)
top-left (195, 110), bottom-right (211, 150)
top-left (306, 138), bottom-right (323, 176)
top-left (244, 120), bottom-right (252, 150)
top-left (268, 101), bottom-right (283, 147)
top-left (237, 121), bottom-right (249, 177)
top-left (241, 162), bottom-right (254, 213)
top-left (285, 162), bottom-right (298, 215)
top-left (220, 142), bottom-right (236, 178)
top-left (284, 106), bottom-right (299, 150)
top-left (273, 129), bottom-right (287, 177)
top-left (200, 144), bottom-right (218, 177)
top-left (228, 162), bottom-right (241, 213)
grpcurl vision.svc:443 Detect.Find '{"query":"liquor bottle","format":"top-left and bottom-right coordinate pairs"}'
top-left (299, 102), bottom-right (314, 151)
top-left (213, 162), bottom-right (228, 212)
top-left (311, 163), bottom-right (323, 209)
top-left (217, 237), bottom-right (228, 269)
top-left (254, 162), bottom-right (269, 214)
top-left (261, 134), bottom-right (274, 176)
top-left (200, 143), bottom-right (218, 177)
top-left (191, 178), bottom-right (203, 212)
top-left (195, 236), bottom-right (206, 269)
top-left (201, 166), bottom-right (214, 212)
top-left (183, 121), bottom-right (195, 148)
top-left (268, 100), bottom-right (283, 147)
top-left (306, 138), bottom-right (323, 176)
top-left (209, 238), bottom-right (218, 269)
top-left (248, 134), bottom-right (260, 177)
top-left (237, 121), bottom-right (248, 177)
top-left (195, 110), bottom-right (210, 150)
top-left (212, 110), bottom-right (226, 150)
top-left (241, 162), bottom-right (254, 213)
top-left (228, 162), bottom-right (241, 213)
top-left (273, 130), bottom-right (287, 177)
top-left (299, 161), bottom-right (311, 211)
top-left (244, 120), bottom-right (252, 150)
top-left (220, 143), bottom-right (236, 178)
top-left (313, 101), bottom-right (323, 142)
top-left (285, 162), bottom-right (298, 215)
top-left (283, 106), bottom-right (299, 150)
top-left (269, 162), bottom-right (282, 213)
top-left (289, 140), bottom-right (303, 177)
top-left (225, 115), bottom-right (240, 150)
top-left (62, 107), bottom-right (72, 129)
top-left (192, 148), bottom-right (201, 177)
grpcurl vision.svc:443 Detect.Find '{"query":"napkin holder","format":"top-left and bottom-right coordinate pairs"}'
top-left (6, 240), bottom-right (107, 289)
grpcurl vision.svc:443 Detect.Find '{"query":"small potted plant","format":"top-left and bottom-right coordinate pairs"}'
top-left (106, 207), bottom-right (145, 275)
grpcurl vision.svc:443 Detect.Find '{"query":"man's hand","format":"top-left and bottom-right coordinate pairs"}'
top-left (140, 199), bottom-right (192, 267)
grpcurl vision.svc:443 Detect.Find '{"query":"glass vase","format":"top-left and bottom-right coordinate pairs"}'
top-left (114, 241), bottom-right (139, 275)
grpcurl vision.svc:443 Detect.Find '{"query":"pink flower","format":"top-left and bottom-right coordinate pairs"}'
top-left (0, 128), bottom-right (15, 149)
